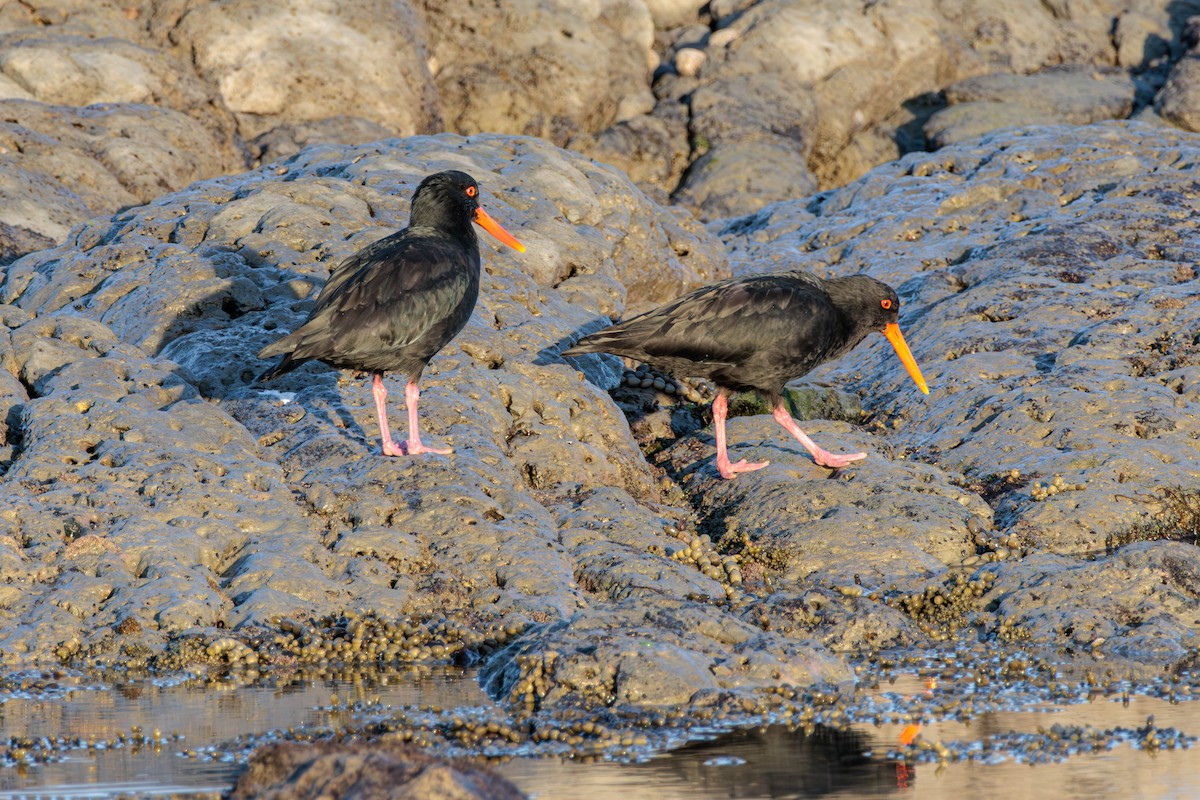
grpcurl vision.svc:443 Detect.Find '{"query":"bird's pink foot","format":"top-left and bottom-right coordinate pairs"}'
top-left (402, 440), bottom-right (452, 456)
top-left (716, 457), bottom-right (770, 479)
top-left (812, 449), bottom-right (867, 469)
top-left (381, 439), bottom-right (407, 457)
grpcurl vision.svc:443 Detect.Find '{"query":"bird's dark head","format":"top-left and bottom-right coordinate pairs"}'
top-left (410, 170), bottom-right (525, 252)
top-left (830, 274), bottom-right (929, 395)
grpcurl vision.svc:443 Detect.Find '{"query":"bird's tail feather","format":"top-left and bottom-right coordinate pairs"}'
top-left (256, 355), bottom-right (303, 383)
top-left (256, 329), bottom-right (306, 382)
top-left (563, 330), bottom-right (638, 358)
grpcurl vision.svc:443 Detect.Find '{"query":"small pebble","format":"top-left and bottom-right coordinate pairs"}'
top-left (675, 47), bottom-right (706, 76)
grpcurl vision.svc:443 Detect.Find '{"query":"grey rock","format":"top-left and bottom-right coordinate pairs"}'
top-left (712, 121), bottom-right (1200, 662)
top-left (0, 162), bottom-right (94, 243)
top-left (924, 102), bottom-right (1067, 150)
top-left (645, 0), bottom-right (708, 29)
top-left (1158, 55), bottom-right (1200, 132)
top-left (252, 115), bottom-right (397, 164)
top-left (0, 1), bottom-right (147, 39)
top-left (0, 98), bottom-right (247, 242)
top-left (0, 28), bottom-right (241, 154)
top-left (147, 0), bottom-right (442, 141)
top-left (0, 0), bottom-right (1181, 239)
top-left (926, 67), bottom-right (1139, 148)
top-left (670, 65), bottom-right (819, 219)
top-left (3, 1), bottom-right (1200, 742)
top-left (415, 0), bottom-right (655, 145)
top-left (0, 220), bottom-right (56, 267)
top-left (990, 543), bottom-right (1200, 658)
top-left (655, 414), bottom-right (986, 588)
top-left (483, 603), bottom-right (849, 708)
top-left (1114, 10), bottom-right (1174, 69)
top-left (673, 140), bottom-right (818, 220)
top-left (568, 105), bottom-right (691, 201)
top-left (659, 0), bottom-right (1147, 213)
top-left (229, 740), bottom-right (526, 800)
top-left (0, 135), bottom-right (763, 707)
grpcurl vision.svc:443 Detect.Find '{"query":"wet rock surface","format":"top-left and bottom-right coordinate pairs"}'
top-left (0, 134), bottom-right (741, 690)
top-left (2, 121), bottom-right (1200, 720)
top-left (1, 0), bottom-right (1200, 774)
top-left (713, 119), bottom-right (1200, 656)
top-left (0, 4), bottom-right (1199, 795)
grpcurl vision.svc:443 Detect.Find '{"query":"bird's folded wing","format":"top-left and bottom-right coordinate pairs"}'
top-left (289, 238), bottom-right (473, 358)
top-left (639, 277), bottom-right (834, 364)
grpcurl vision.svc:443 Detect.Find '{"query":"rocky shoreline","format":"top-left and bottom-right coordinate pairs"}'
top-left (3, 120), bottom-right (1199, 708)
top-left (4, 1), bottom-right (1200, 796)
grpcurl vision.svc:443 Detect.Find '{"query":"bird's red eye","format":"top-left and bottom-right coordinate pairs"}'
top-left (466, 186), bottom-right (477, 197)
top-left (881, 299), bottom-right (893, 310)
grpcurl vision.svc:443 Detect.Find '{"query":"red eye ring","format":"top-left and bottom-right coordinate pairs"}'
top-left (466, 186), bottom-right (477, 198)
top-left (881, 298), bottom-right (893, 310)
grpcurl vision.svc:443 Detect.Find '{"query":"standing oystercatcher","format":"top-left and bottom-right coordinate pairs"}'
top-left (259, 170), bottom-right (525, 456)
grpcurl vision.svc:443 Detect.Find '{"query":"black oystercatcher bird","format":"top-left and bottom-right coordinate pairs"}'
top-left (258, 170), bottom-right (525, 456)
top-left (563, 271), bottom-right (928, 479)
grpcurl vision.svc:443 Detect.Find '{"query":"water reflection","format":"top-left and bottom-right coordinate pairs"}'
top-left (497, 712), bottom-right (1200, 800)
top-left (0, 665), bottom-right (476, 798)
top-left (636, 725), bottom-right (893, 797)
top-left (1, 666), bottom-right (1198, 799)
top-left (493, 724), bottom-right (897, 800)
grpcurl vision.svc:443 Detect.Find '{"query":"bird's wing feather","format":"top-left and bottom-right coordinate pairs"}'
top-left (571, 274), bottom-right (836, 365)
top-left (314, 230), bottom-right (407, 305)
top-left (282, 236), bottom-right (475, 362)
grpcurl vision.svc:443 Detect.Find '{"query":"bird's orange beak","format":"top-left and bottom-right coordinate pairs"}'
top-left (883, 322), bottom-right (929, 394)
top-left (473, 207), bottom-right (526, 252)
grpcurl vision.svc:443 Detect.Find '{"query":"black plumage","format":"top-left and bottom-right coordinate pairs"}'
top-left (259, 170), bottom-right (525, 457)
top-left (564, 271), bottom-right (928, 478)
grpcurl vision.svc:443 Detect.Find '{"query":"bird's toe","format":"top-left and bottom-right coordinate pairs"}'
top-left (815, 451), bottom-right (867, 469)
top-left (405, 441), bottom-right (452, 456)
top-left (717, 458), bottom-right (770, 479)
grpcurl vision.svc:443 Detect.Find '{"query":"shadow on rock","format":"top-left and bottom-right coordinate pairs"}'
top-left (534, 326), bottom-right (624, 387)
top-left (155, 275), bottom-right (377, 454)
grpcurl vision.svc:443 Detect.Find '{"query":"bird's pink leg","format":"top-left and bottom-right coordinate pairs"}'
top-left (372, 373), bottom-right (407, 457)
top-left (772, 403), bottom-right (866, 469)
top-left (712, 389), bottom-right (769, 479)
top-left (401, 379), bottom-right (452, 456)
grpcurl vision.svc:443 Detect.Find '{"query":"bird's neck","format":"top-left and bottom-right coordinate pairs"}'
top-left (822, 284), bottom-right (878, 353)
top-left (410, 203), bottom-right (475, 241)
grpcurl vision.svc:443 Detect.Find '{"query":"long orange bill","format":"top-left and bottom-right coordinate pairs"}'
top-left (882, 322), bottom-right (929, 395)
top-left (473, 207), bottom-right (526, 252)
